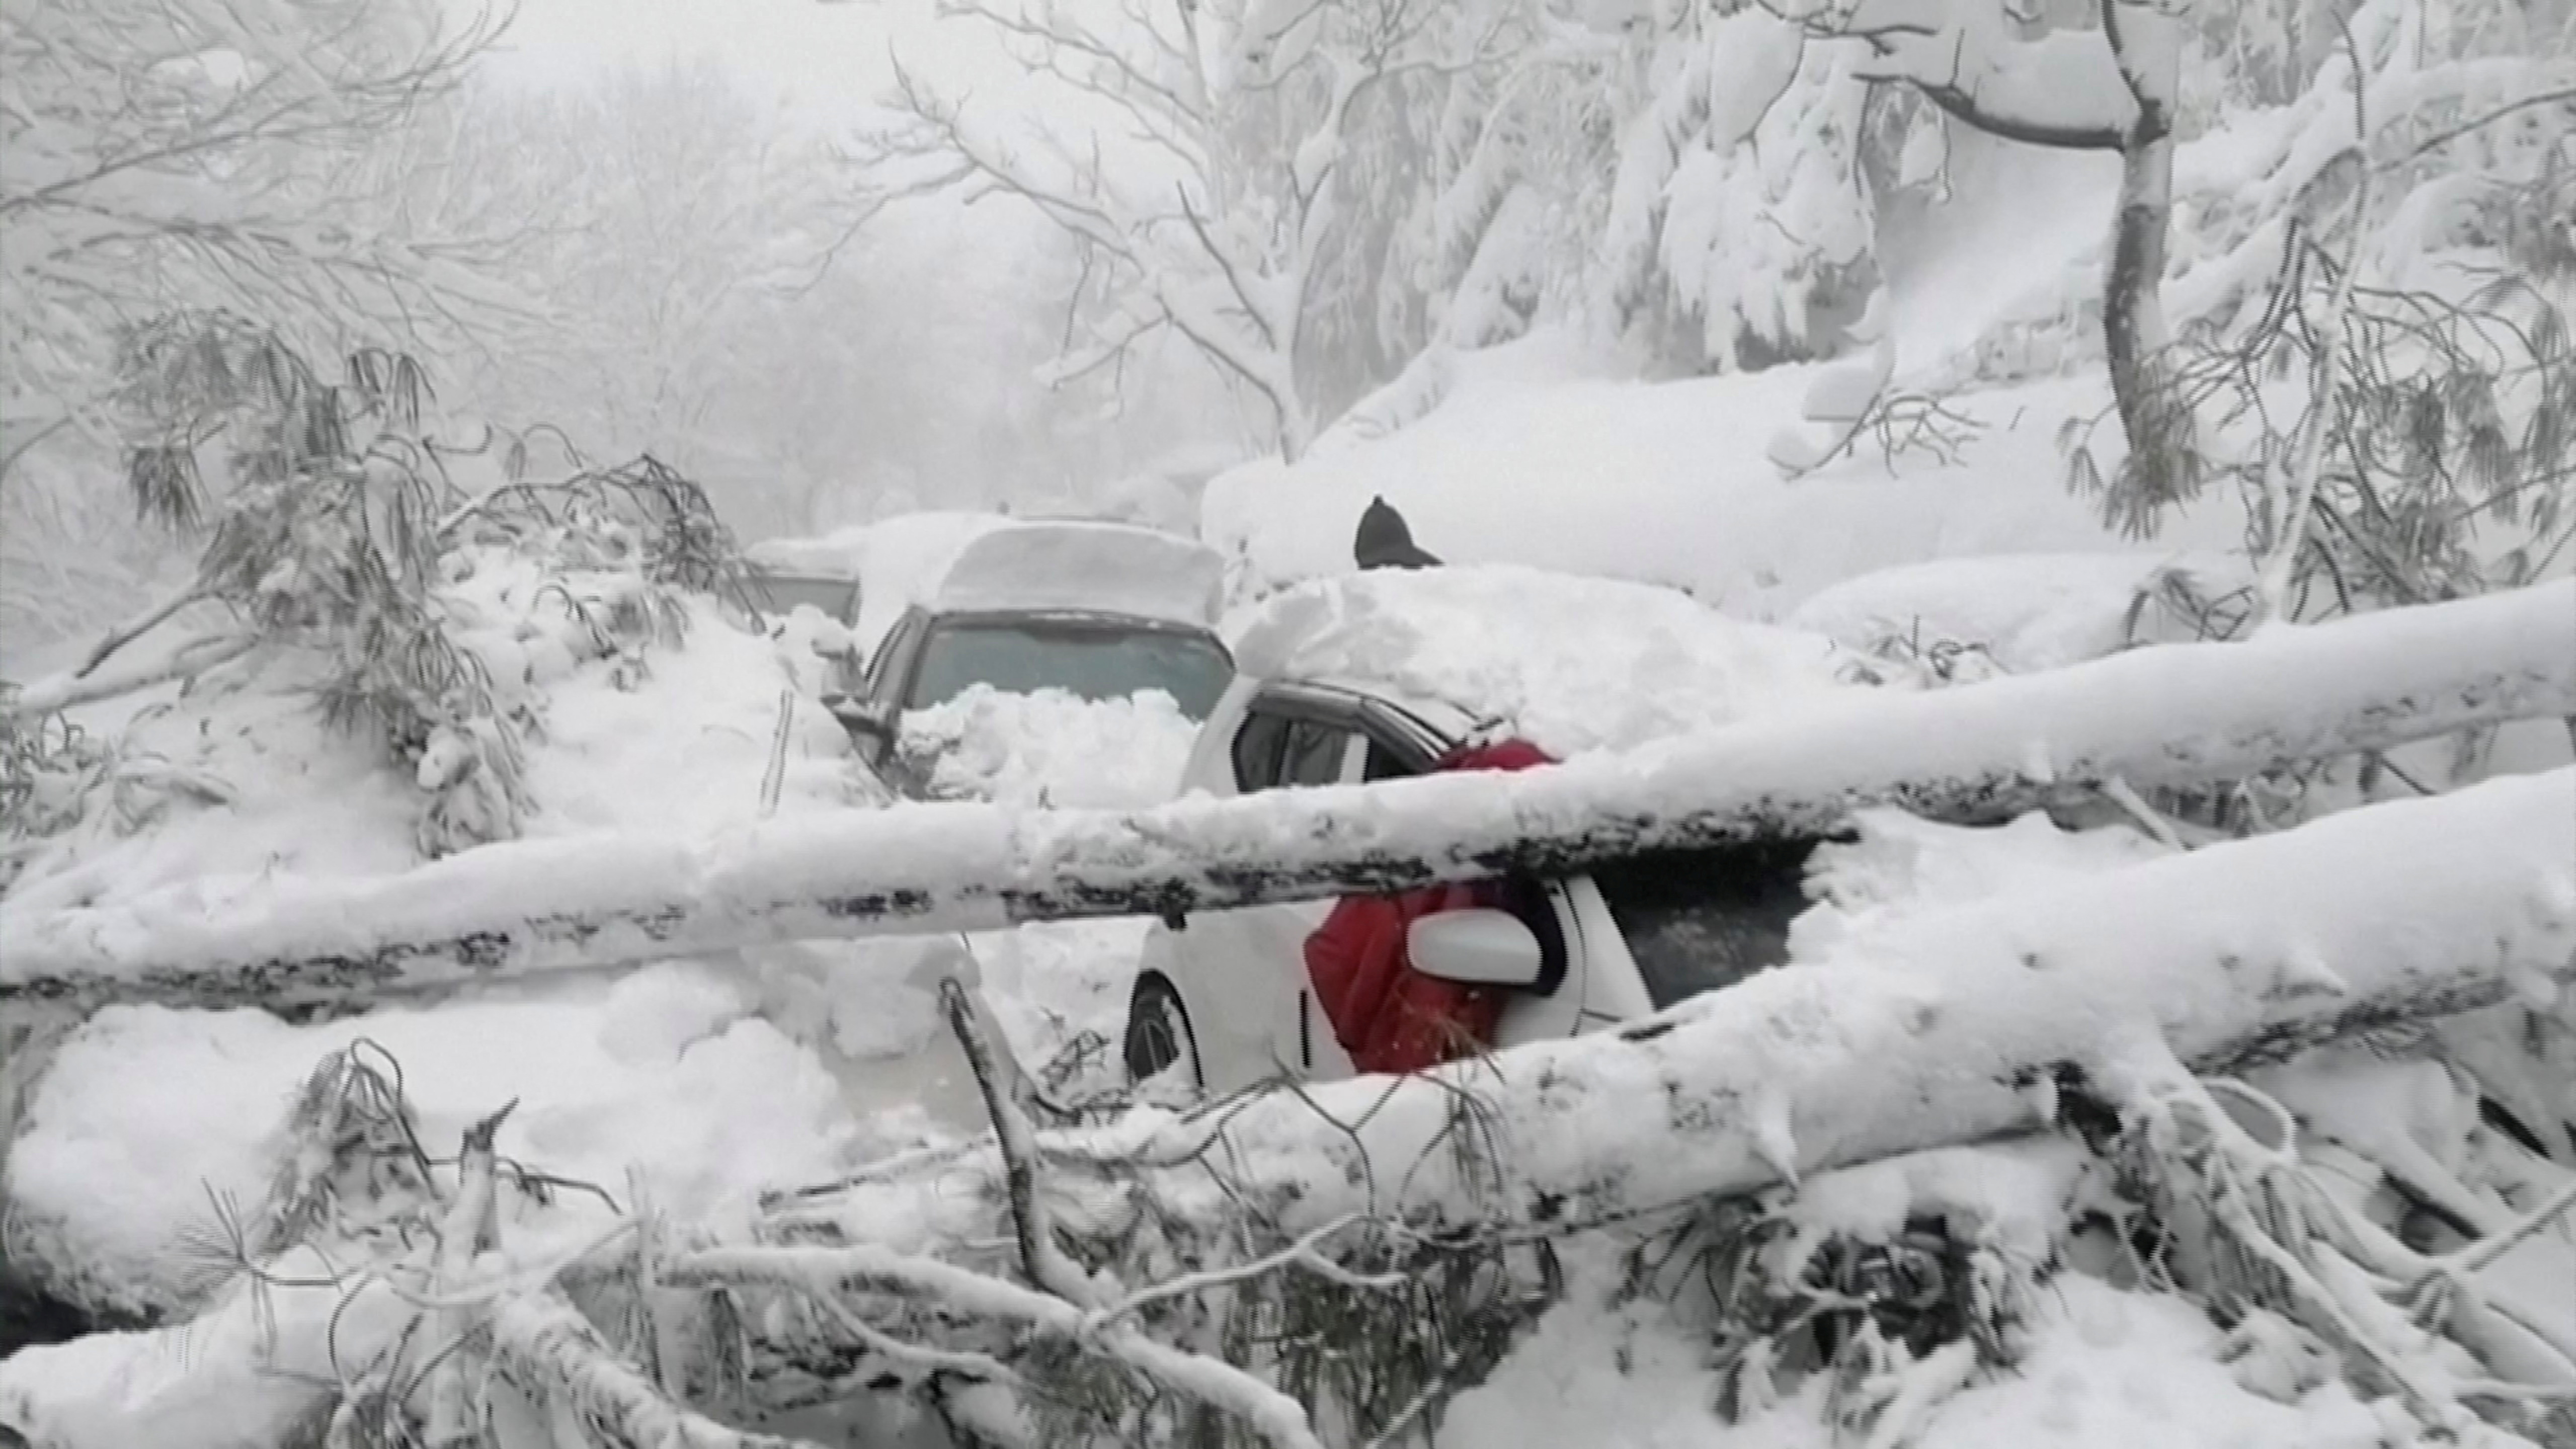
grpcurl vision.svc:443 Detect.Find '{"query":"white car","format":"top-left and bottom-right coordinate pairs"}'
top-left (1122, 564), bottom-right (1879, 1093)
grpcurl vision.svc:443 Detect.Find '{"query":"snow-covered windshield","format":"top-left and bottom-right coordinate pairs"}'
top-left (906, 618), bottom-right (1234, 720)
top-left (746, 571), bottom-right (858, 623)
top-left (1588, 840), bottom-right (1819, 1010)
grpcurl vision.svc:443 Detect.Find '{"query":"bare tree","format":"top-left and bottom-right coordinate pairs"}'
top-left (0, 0), bottom-right (510, 647)
top-left (1789, 0), bottom-right (2574, 565)
top-left (848, 0), bottom-right (1520, 460)
top-left (0, 0), bottom-right (507, 449)
top-left (1771, 0), bottom-right (2196, 520)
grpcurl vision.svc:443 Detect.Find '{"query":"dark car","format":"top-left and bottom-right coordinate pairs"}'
top-left (825, 520), bottom-right (1236, 796)
top-left (744, 566), bottom-right (861, 628)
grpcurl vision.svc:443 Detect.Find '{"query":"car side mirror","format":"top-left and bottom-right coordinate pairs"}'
top-left (1407, 909), bottom-right (1543, 988)
top-left (828, 695), bottom-right (895, 745)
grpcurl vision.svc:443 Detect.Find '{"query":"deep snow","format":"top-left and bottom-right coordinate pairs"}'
top-left (1228, 564), bottom-right (1875, 756)
top-left (1200, 336), bottom-right (2251, 620)
top-left (8, 265), bottom-right (2573, 1449)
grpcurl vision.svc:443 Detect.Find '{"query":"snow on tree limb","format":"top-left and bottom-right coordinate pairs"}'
top-left (1817, 0), bottom-right (2138, 150)
top-left (484, 1291), bottom-right (824, 1449)
top-left (1, 632), bottom-right (257, 721)
top-left (782, 766), bottom-right (2576, 1252)
top-left (2, 580), bottom-right (2570, 1008)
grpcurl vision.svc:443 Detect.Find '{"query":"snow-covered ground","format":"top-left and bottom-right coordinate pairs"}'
top-left (7, 268), bottom-right (2572, 1449)
top-left (1, 547), bottom-right (1186, 1320)
top-left (1446, 1251), bottom-right (2392, 1449)
top-left (1202, 335), bottom-right (2249, 621)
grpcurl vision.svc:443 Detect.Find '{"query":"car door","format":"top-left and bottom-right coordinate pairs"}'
top-left (1167, 687), bottom-right (1368, 1091)
top-left (1350, 725), bottom-right (1591, 1054)
top-left (852, 609), bottom-right (929, 783)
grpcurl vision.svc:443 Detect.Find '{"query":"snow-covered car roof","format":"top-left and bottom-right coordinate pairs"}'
top-left (742, 540), bottom-right (858, 577)
top-left (930, 520), bottom-right (1226, 630)
top-left (1229, 565), bottom-right (1872, 757)
top-left (743, 513), bottom-right (1012, 651)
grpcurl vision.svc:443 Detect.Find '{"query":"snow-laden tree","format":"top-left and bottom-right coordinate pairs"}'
top-left (380, 67), bottom-right (1176, 539)
top-left (2146, 0), bottom-right (2576, 625)
top-left (379, 68), bottom-right (838, 505)
top-left (1595, 0), bottom-right (1886, 375)
top-left (0, 0), bottom-right (507, 645)
top-left (0, 0), bottom-right (501, 427)
top-left (854, 0), bottom-right (1529, 460)
top-left (0, 320), bottom-right (753, 880)
top-left (1313, 11), bottom-right (1631, 443)
top-left (1770, 0), bottom-right (2574, 607)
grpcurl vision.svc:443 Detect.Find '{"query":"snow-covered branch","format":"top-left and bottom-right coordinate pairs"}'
top-left (1, 632), bottom-right (257, 721)
top-left (3, 581), bottom-right (2569, 1007)
top-left (1817, 0), bottom-right (2137, 149)
top-left (484, 1291), bottom-right (821, 1449)
top-left (787, 766), bottom-right (2576, 1250)
top-left (1795, 0), bottom-right (2194, 518)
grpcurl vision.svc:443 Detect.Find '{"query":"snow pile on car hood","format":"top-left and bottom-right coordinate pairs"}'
top-left (1230, 565), bottom-right (1874, 756)
top-left (898, 683), bottom-right (1197, 808)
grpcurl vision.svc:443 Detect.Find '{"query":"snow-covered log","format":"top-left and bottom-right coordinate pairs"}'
top-left (2, 582), bottom-right (2569, 1009)
top-left (777, 767), bottom-right (2576, 1253)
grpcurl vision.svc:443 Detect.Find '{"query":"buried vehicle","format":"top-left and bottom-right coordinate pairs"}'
top-left (742, 537), bottom-right (865, 636)
top-left (824, 519), bottom-right (1237, 798)
top-left (1122, 564), bottom-right (1888, 1094)
top-left (743, 562), bottom-right (862, 629)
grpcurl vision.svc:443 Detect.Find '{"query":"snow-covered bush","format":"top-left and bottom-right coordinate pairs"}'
top-left (1598, 2), bottom-right (1884, 375)
top-left (0, 319), bottom-right (749, 876)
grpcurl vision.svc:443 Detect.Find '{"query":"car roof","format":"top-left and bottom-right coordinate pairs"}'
top-left (931, 520), bottom-right (1225, 628)
top-left (920, 606), bottom-right (1229, 645)
top-left (1228, 565), bottom-right (1869, 758)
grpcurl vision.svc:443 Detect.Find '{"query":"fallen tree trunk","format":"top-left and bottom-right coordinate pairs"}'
top-left (4, 581), bottom-right (2570, 1009)
top-left (769, 767), bottom-right (2576, 1254)
top-left (5, 773), bottom-right (2569, 1443)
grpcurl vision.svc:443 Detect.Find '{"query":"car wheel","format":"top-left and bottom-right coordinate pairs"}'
top-left (1123, 972), bottom-right (1202, 1092)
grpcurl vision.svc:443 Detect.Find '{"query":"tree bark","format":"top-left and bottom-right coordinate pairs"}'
top-left (3, 581), bottom-right (2570, 1011)
top-left (2098, 0), bottom-right (2192, 530)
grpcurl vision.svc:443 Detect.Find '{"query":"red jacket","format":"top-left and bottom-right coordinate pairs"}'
top-left (1303, 739), bottom-right (1555, 1074)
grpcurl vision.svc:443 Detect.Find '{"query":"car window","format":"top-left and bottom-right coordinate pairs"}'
top-left (904, 619), bottom-right (1234, 720)
top-left (1589, 839), bottom-right (1819, 1010)
top-left (1232, 705), bottom-right (1361, 792)
top-left (1232, 711), bottom-right (1293, 792)
top-left (1363, 739), bottom-right (1414, 781)
top-left (866, 613), bottom-right (921, 694)
top-left (1278, 719), bottom-right (1353, 788)
top-left (748, 573), bottom-right (858, 624)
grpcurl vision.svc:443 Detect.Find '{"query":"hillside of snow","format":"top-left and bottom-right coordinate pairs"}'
top-left (1201, 336), bottom-right (2246, 621)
